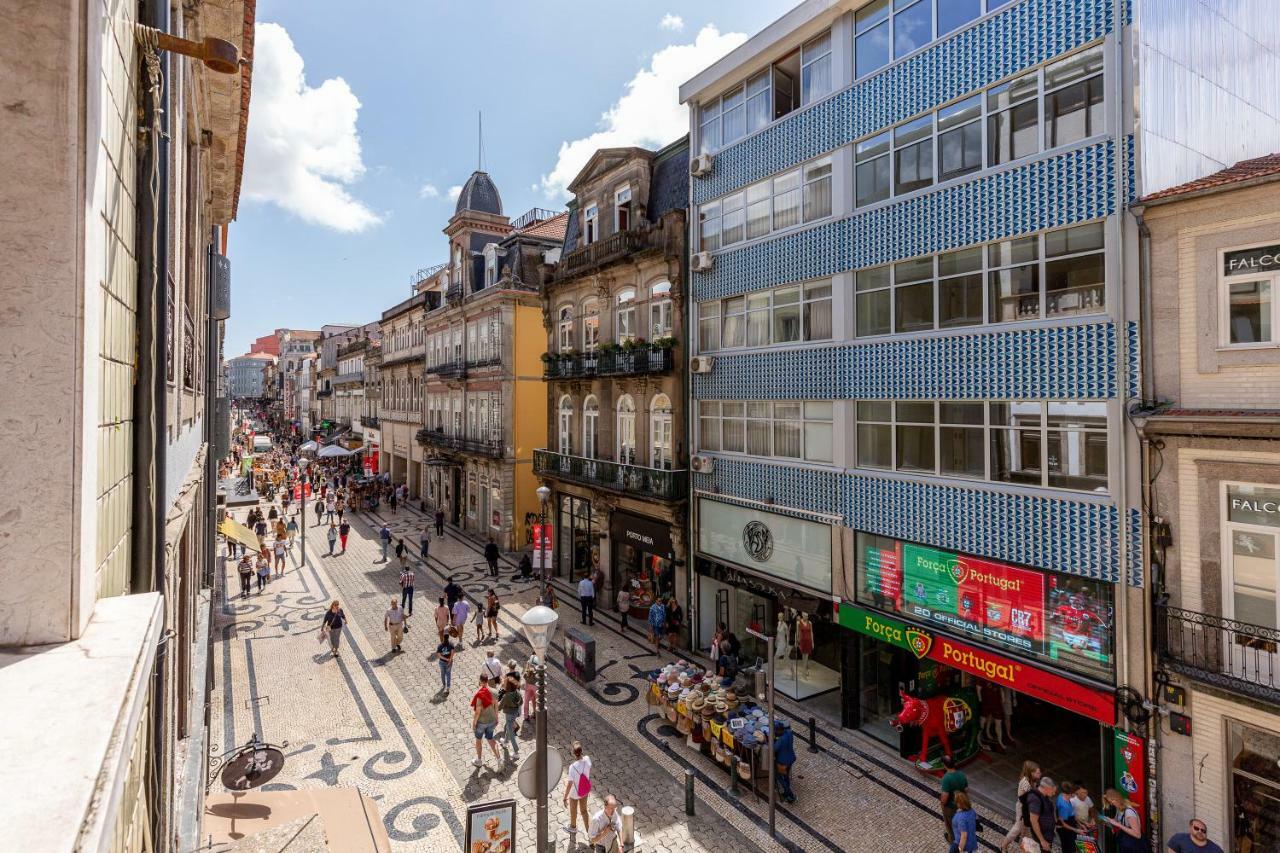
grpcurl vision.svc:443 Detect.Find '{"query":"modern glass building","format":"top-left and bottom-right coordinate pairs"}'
top-left (680, 0), bottom-right (1279, 818)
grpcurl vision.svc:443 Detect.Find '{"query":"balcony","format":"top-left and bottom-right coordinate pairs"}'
top-left (533, 449), bottom-right (687, 502)
top-left (543, 345), bottom-right (675, 380)
top-left (416, 428), bottom-right (504, 458)
top-left (1157, 603), bottom-right (1280, 703)
top-left (362, 416), bottom-right (380, 430)
top-left (429, 361), bottom-right (467, 380)
top-left (555, 228), bottom-right (655, 280)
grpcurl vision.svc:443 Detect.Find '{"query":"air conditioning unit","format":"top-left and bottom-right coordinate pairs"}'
top-left (692, 252), bottom-right (714, 273)
top-left (690, 152), bottom-right (714, 177)
top-left (689, 356), bottom-right (714, 374)
top-left (690, 454), bottom-right (715, 474)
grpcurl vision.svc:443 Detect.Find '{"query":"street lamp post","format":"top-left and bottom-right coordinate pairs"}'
top-left (298, 457), bottom-right (309, 569)
top-left (519, 604), bottom-right (560, 853)
top-left (536, 484), bottom-right (551, 582)
top-left (745, 626), bottom-right (777, 838)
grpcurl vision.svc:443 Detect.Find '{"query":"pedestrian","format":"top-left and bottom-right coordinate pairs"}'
top-left (452, 596), bottom-right (471, 646)
top-left (398, 566), bottom-right (415, 616)
top-left (774, 720), bottom-right (797, 803)
top-left (577, 573), bottom-right (596, 626)
top-left (470, 674), bottom-right (501, 768)
top-left (254, 517), bottom-right (267, 549)
top-left (320, 600), bottom-right (346, 658)
top-left (274, 518), bottom-right (286, 541)
top-left (339, 519), bottom-right (350, 553)
top-left (484, 589), bottom-right (500, 640)
top-left (1166, 818), bottom-right (1223, 853)
top-left (237, 555), bottom-right (253, 598)
top-left (1100, 788), bottom-right (1145, 853)
top-left (389, 489), bottom-right (398, 514)
top-left (939, 754), bottom-right (968, 845)
top-left (268, 504), bottom-right (279, 523)
top-left (379, 524), bottom-right (392, 561)
top-left (522, 662), bottom-right (538, 722)
top-left (951, 791), bottom-right (979, 853)
top-left (314, 499), bottom-right (323, 527)
top-left (1002, 761), bottom-right (1041, 853)
top-left (538, 583), bottom-right (557, 610)
top-left (384, 598), bottom-right (406, 653)
top-left (498, 673), bottom-right (522, 760)
top-left (617, 586), bottom-right (631, 632)
top-left (396, 538), bottom-right (408, 570)
top-left (445, 576), bottom-right (463, 609)
top-left (272, 537), bottom-right (287, 576)
top-left (434, 508), bottom-right (445, 537)
top-left (335, 497), bottom-right (345, 523)
top-left (326, 522), bottom-right (338, 556)
top-left (255, 551), bottom-right (270, 592)
top-left (484, 538), bottom-right (499, 577)
top-left (587, 795), bottom-right (623, 853)
top-left (665, 597), bottom-right (683, 649)
top-left (325, 495), bottom-right (336, 523)
top-left (434, 596), bottom-right (451, 641)
top-left (1056, 781), bottom-right (1082, 852)
top-left (419, 528), bottom-right (431, 561)
top-left (482, 649), bottom-right (504, 683)
top-left (562, 741), bottom-right (592, 838)
top-left (436, 633), bottom-right (454, 693)
top-left (647, 598), bottom-right (666, 652)
top-left (1024, 776), bottom-right (1058, 853)
top-left (285, 515), bottom-right (299, 549)
top-left (472, 599), bottom-right (485, 644)
top-left (1070, 781), bottom-right (1096, 833)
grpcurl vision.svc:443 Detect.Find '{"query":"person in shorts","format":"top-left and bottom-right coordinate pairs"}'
top-left (470, 674), bottom-right (502, 768)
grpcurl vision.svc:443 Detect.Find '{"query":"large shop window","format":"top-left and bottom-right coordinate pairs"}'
top-left (697, 280), bottom-right (832, 352)
top-left (1229, 721), bottom-right (1280, 852)
top-left (1224, 484), bottom-right (1280, 633)
top-left (1220, 243), bottom-right (1280, 347)
top-left (855, 532), bottom-right (1114, 681)
top-left (698, 400), bottom-right (834, 463)
top-left (558, 496), bottom-right (599, 581)
top-left (856, 399), bottom-right (1108, 493)
top-left (853, 44), bottom-right (1104, 206)
top-left (697, 157), bottom-right (831, 252)
top-left (854, 221), bottom-right (1106, 337)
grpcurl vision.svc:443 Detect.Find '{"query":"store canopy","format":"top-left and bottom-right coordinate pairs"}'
top-left (297, 440), bottom-right (319, 453)
top-left (317, 444), bottom-right (356, 458)
top-left (219, 518), bottom-right (260, 550)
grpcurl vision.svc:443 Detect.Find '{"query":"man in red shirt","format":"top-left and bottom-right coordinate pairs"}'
top-left (470, 674), bottom-right (502, 768)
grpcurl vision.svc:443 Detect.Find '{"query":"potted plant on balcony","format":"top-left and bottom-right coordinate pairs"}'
top-left (621, 336), bottom-right (647, 353)
top-left (653, 336), bottom-right (677, 350)
top-left (540, 352), bottom-right (555, 363)
top-left (558, 347), bottom-right (576, 362)
top-left (598, 341), bottom-right (621, 354)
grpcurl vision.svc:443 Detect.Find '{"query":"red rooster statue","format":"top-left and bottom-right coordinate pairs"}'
top-left (890, 690), bottom-right (953, 770)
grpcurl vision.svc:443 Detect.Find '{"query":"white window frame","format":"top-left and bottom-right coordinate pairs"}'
top-left (558, 395), bottom-right (574, 455)
top-left (582, 298), bottom-right (600, 352)
top-left (650, 393), bottom-right (674, 469)
top-left (697, 155), bottom-right (832, 253)
top-left (584, 204), bottom-right (599, 246)
top-left (557, 306), bottom-right (574, 352)
top-left (616, 289), bottom-right (637, 342)
top-left (615, 186), bottom-right (632, 232)
top-left (616, 395), bottom-right (636, 463)
top-left (1220, 480), bottom-right (1280, 633)
top-left (699, 278), bottom-right (833, 352)
top-left (1218, 242), bottom-right (1280, 349)
top-left (649, 281), bottom-right (673, 339)
top-left (697, 400), bottom-right (835, 464)
top-left (855, 0), bottom-right (1014, 82)
top-left (583, 395), bottom-right (600, 459)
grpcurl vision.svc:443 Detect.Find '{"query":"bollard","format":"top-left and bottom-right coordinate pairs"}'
top-left (729, 755), bottom-right (741, 797)
top-left (808, 716), bottom-right (820, 753)
top-left (621, 805), bottom-right (636, 851)
top-left (544, 840), bottom-right (556, 853)
top-left (685, 768), bottom-right (695, 816)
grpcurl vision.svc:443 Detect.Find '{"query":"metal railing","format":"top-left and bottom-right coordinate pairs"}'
top-left (465, 354), bottom-right (503, 369)
top-left (543, 346), bottom-right (675, 379)
top-left (555, 228), bottom-right (654, 280)
top-left (511, 207), bottom-right (561, 231)
top-left (533, 449), bottom-right (686, 501)
top-left (1157, 603), bottom-right (1280, 702)
top-left (416, 428), bottom-right (504, 458)
top-left (428, 361), bottom-right (467, 380)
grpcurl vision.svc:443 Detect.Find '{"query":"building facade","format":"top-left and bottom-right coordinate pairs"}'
top-left (1136, 157), bottom-right (1280, 853)
top-left (416, 172), bottom-right (561, 549)
top-left (227, 353), bottom-right (274, 399)
top-left (679, 0), bottom-right (1280, 827)
top-left (533, 140), bottom-right (692, 632)
top-left (379, 292), bottom-right (428, 493)
top-left (0, 0), bottom-right (253, 849)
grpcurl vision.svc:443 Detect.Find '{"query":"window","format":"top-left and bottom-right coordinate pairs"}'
top-left (893, 114), bottom-right (934, 195)
top-left (615, 186), bottom-right (632, 232)
top-left (617, 395), bottom-right (636, 463)
top-left (649, 281), bottom-right (673, 338)
top-left (987, 70), bottom-right (1041, 165)
top-left (857, 399), bottom-right (1108, 492)
top-left (1044, 47), bottom-right (1104, 148)
top-left (1220, 244), bottom-right (1280, 346)
top-left (697, 156), bottom-right (831, 251)
top-left (557, 306), bottom-right (574, 352)
top-left (616, 289), bottom-right (637, 342)
top-left (583, 396), bottom-right (599, 459)
top-left (698, 400), bottom-right (834, 463)
top-left (484, 245), bottom-right (497, 287)
top-left (856, 132), bottom-right (891, 207)
top-left (855, 0), bottom-right (891, 78)
top-left (938, 95), bottom-right (982, 181)
top-left (722, 85), bottom-right (746, 146)
top-left (800, 32), bottom-right (832, 105)
top-left (582, 298), bottom-right (600, 352)
top-left (697, 279), bottom-right (832, 351)
top-left (651, 394), bottom-right (674, 468)
top-left (699, 98), bottom-right (721, 154)
top-left (745, 71), bottom-right (771, 135)
top-left (584, 204), bottom-right (599, 245)
top-left (854, 222), bottom-right (1106, 336)
top-left (856, 0), bottom-right (1007, 79)
top-left (558, 396), bottom-right (574, 455)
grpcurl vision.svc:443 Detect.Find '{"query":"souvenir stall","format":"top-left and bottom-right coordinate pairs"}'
top-left (646, 660), bottom-right (794, 794)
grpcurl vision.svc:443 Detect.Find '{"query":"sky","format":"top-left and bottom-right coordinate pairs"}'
top-left (226, 0), bottom-right (792, 356)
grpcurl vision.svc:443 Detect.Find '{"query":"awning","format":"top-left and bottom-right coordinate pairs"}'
top-left (219, 519), bottom-right (260, 550)
top-left (203, 788), bottom-right (390, 852)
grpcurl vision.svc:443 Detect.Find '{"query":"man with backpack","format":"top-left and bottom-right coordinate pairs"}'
top-left (1023, 777), bottom-right (1058, 852)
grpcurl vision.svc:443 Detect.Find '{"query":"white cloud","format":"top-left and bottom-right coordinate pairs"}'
top-left (419, 183), bottom-right (440, 199)
top-left (538, 25), bottom-right (746, 201)
top-left (242, 22), bottom-right (380, 232)
top-left (659, 13), bottom-right (684, 31)
top-left (447, 185), bottom-right (463, 201)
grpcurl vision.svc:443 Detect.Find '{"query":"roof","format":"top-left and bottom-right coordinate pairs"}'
top-left (454, 170), bottom-right (503, 216)
top-left (234, 0), bottom-right (256, 218)
top-left (649, 135), bottom-right (690, 220)
top-left (514, 211), bottom-right (568, 242)
top-left (1142, 153), bottom-right (1280, 203)
top-left (1147, 407), bottom-right (1280, 419)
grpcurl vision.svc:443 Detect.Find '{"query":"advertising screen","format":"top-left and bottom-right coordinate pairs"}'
top-left (856, 533), bottom-right (1113, 681)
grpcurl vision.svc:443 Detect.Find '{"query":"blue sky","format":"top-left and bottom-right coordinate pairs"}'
top-left (227, 0), bottom-right (790, 355)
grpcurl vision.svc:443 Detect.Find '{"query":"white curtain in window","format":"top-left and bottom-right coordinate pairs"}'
top-left (558, 396), bottom-right (574, 455)
top-left (617, 395), bottom-right (636, 462)
top-left (650, 394), bottom-right (673, 468)
top-left (583, 396), bottom-right (599, 459)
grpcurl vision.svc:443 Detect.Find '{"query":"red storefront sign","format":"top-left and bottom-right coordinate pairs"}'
top-left (531, 523), bottom-right (553, 568)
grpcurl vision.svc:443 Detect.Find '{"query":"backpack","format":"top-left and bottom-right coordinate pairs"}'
top-left (1020, 789), bottom-right (1049, 829)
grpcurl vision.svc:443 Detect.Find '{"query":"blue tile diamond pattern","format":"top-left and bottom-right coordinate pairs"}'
top-left (693, 0), bottom-right (1116, 204)
top-left (1126, 321), bottom-right (1140, 401)
top-left (1128, 507), bottom-right (1144, 587)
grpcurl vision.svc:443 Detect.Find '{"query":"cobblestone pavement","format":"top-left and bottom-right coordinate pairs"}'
top-left (316, 501), bottom-right (1013, 853)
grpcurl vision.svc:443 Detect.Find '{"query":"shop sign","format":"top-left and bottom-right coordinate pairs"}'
top-left (1113, 730), bottom-right (1146, 823)
top-left (698, 558), bottom-right (830, 616)
top-left (531, 523), bottom-right (553, 569)
top-left (1224, 244), bottom-right (1280, 276)
top-left (698, 498), bottom-right (832, 594)
top-left (839, 604), bottom-right (1116, 724)
top-left (1227, 485), bottom-right (1280, 527)
top-left (610, 511), bottom-right (674, 559)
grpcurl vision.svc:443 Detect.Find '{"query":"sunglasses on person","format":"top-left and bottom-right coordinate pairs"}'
top-left (1191, 824), bottom-right (1208, 834)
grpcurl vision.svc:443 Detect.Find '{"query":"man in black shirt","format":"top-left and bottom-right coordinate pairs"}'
top-left (445, 576), bottom-right (463, 609)
top-left (436, 637), bottom-right (454, 693)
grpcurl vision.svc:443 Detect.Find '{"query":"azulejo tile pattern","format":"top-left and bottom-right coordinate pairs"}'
top-left (693, 0), bottom-right (1116, 204)
top-left (1127, 506), bottom-right (1144, 588)
top-left (696, 140), bottom-right (1117, 302)
top-left (1126, 320), bottom-right (1140, 401)
top-left (695, 460), bottom-right (1120, 582)
top-left (692, 321), bottom-right (1117, 400)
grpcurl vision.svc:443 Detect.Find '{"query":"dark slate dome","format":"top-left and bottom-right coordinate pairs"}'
top-left (454, 170), bottom-right (503, 216)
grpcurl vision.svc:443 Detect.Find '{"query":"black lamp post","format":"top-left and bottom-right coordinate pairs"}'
top-left (519, 603), bottom-right (560, 853)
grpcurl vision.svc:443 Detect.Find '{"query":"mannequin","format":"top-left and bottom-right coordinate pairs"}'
top-left (774, 612), bottom-right (791, 660)
top-left (796, 612), bottom-right (814, 676)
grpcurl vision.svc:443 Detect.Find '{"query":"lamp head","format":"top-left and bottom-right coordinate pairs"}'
top-left (519, 604), bottom-right (559, 655)
top-left (536, 485), bottom-right (551, 504)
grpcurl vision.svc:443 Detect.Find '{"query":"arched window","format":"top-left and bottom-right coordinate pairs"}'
top-left (650, 393), bottom-right (673, 468)
top-left (558, 395), bottom-right (574, 455)
top-left (583, 396), bottom-right (600, 459)
top-left (558, 306), bottom-right (574, 352)
top-left (616, 395), bottom-right (636, 463)
top-left (616, 289), bottom-right (637, 342)
top-left (582, 298), bottom-right (600, 352)
top-left (649, 280), bottom-right (673, 338)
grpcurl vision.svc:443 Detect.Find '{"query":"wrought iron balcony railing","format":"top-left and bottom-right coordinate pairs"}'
top-left (543, 346), bottom-right (675, 380)
top-left (533, 450), bottom-right (686, 502)
top-left (1157, 603), bottom-right (1280, 703)
top-left (416, 428), bottom-right (504, 458)
top-left (554, 228), bottom-right (655, 280)
top-left (428, 361), bottom-right (467, 380)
